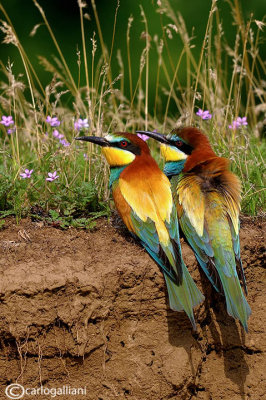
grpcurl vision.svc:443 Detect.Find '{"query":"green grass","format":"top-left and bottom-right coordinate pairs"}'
top-left (0, 0), bottom-right (265, 228)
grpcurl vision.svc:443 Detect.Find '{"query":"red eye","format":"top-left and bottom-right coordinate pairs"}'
top-left (175, 140), bottom-right (183, 147)
top-left (120, 140), bottom-right (128, 148)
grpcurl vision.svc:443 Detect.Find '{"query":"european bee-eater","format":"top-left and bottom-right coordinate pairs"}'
top-left (76, 132), bottom-right (204, 329)
top-left (136, 127), bottom-right (251, 332)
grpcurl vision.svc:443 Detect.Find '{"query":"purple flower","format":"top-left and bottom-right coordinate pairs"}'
top-left (59, 138), bottom-right (70, 147)
top-left (52, 130), bottom-right (64, 140)
top-left (137, 133), bottom-right (150, 141)
top-left (53, 130), bottom-right (59, 138)
top-left (236, 116), bottom-right (248, 126)
top-left (74, 118), bottom-right (89, 131)
top-left (20, 169), bottom-right (33, 179)
top-left (228, 116), bottom-right (247, 130)
top-left (0, 115), bottom-right (14, 127)
top-left (7, 126), bottom-right (16, 134)
top-left (46, 171), bottom-right (59, 182)
top-left (83, 153), bottom-right (89, 160)
top-left (46, 116), bottom-right (61, 127)
top-left (228, 120), bottom-right (240, 130)
top-left (53, 130), bottom-right (69, 146)
top-left (196, 109), bottom-right (212, 120)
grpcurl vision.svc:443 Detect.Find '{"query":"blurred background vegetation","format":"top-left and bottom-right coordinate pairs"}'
top-left (1, 0), bottom-right (265, 116)
top-left (0, 0), bottom-right (265, 221)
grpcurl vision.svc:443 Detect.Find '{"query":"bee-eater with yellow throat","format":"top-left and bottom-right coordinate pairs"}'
top-left (137, 127), bottom-right (251, 331)
top-left (76, 132), bottom-right (204, 329)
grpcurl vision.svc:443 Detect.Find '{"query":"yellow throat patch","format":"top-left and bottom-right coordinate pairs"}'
top-left (102, 147), bottom-right (135, 166)
top-left (160, 144), bottom-right (187, 162)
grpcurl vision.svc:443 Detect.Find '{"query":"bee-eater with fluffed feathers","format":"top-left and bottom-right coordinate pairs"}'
top-left (76, 132), bottom-right (204, 329)
top-left (136, 127), bottom-right (251, 332)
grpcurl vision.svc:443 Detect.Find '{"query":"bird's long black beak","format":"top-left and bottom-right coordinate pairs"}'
top-left (136, 130), bottom-right (169, 144)
top-left (75, 136), bottom-right (109, 147)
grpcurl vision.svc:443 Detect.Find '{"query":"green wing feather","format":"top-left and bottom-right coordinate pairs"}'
top-left (174, 173), bottom-right (251, 331)
top-left (229, 220), bottom-right (248, 294)
top-left (112, 168), bottom-right (204, 329)
top-left (205, 210), bottom-right (251, 331)
top-left (130, 206), bottom-right (204, 329)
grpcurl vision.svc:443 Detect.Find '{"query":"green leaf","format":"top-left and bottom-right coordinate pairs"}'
top-left (0, 210), bottom-right (14, 219)
top-left (49, 210), bottom-right (60, 220)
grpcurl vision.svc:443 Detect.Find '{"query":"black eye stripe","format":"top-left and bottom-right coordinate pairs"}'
top-left (170, 140), bottom-right (193, 155)
top-left (111, 141), bottom-right (141, 155)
